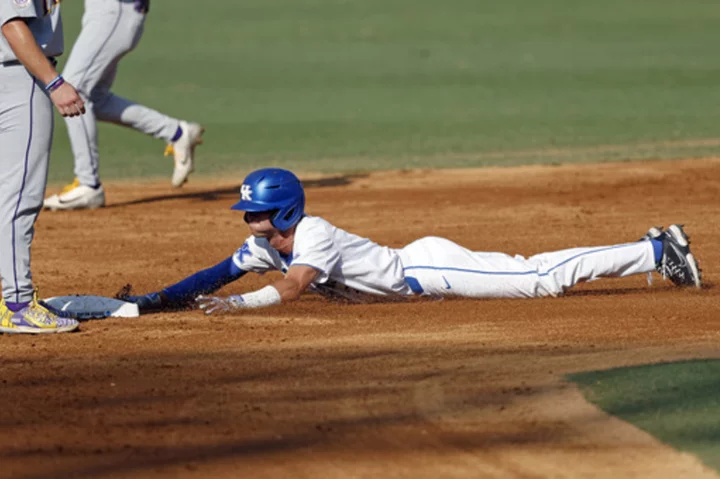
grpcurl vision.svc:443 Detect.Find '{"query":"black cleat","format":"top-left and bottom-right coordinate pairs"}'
top-left (653, 224), bottom-right (702, 288)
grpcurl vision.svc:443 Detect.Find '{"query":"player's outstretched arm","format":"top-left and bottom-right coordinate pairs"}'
top-left (196, 265), bottom-right (319, 315)
top-left (126, 256), bottom-right (246, 313)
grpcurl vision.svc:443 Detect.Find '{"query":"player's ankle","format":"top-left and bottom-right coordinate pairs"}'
top-left (171, 125), bottom-right (183, 142)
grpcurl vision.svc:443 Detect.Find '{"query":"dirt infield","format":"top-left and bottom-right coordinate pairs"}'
top-left (2, 158), bottom-right (719, 479)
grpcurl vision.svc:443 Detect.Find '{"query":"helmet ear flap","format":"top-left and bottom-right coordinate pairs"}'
top-left (270, 209), bottom-right (283, 228)
top-left (270, 198), bottom-right (304, 231)
top-left (281, 206), bottom-right (297, 222)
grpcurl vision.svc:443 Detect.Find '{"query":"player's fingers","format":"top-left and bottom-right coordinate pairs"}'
top-left (210, 300), bottom-right (228, 315)
top-left (196, 297), bottom-right (214, 312)
top-left (74, 97), bottom-right (86, 113)
top-left (64, 102), bottom-right (79, 117)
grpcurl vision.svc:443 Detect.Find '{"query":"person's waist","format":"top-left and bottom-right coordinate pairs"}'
top-left (0, 57), bottom-right (57, 68)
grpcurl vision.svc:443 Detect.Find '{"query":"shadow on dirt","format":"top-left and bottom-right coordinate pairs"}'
top-left (105, 174), bottom-right (369, 209)
top-left (0, 343), bottom-right (599, 479)
top-left (565, 283), bottom-right (713, 297)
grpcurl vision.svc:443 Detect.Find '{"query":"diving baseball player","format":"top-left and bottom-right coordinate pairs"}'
top-left (0, 0), bottom-right (83, 333)
top-left (43, 0), bottom-right (204, 211)
top-left (125, 168), bottom-right (702, 315)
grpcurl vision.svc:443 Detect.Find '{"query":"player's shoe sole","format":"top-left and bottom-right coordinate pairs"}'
top-left (0, 323), bottom-right (79, 334)
top-left (43, 181), bottom-right (105, 211)
top-left (0, 294), bottom-right (79, 334)
top-left (664, 224), bottom-right (702, 288)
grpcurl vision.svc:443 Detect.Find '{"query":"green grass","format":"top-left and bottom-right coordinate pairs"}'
top-left (49, 0), bottom-right (720, 182)
top-left (569, 360), bottom-right (720, 472)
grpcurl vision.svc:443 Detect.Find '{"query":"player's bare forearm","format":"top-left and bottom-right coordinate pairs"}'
top-left (273, 265), bottom-right (320, 302)
top-left (270, 278), bottom-right (306, 302)
top-left (2, 18), bottom-right (85, 117)
top-left (196, 265), bottom-right (319, 314)
top-left (1, 19), bottom-right (57, 84)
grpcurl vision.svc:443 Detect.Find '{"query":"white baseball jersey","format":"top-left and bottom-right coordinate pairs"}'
top-left (231, 215), bottom-right (658, 301)
top-left (233, 216), bottom-right (412, 297)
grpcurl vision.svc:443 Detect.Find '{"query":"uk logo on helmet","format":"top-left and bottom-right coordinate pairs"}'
top-left (240, 184), bottom-right (252, 201)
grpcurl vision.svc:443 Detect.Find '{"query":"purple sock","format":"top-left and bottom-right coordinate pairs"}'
top-left (170, 125), bottom-right (183, 142)
top-left (650, 238), bottom-right (663, 264)
top-left (6, 301), bottom-right (30, 312)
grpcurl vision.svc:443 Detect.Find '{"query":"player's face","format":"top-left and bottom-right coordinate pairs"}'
top-left (244, 210), bottom-right (278, 238)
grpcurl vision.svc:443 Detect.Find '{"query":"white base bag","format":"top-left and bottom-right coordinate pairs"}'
top-left (43, 295), bottom-right (139, 319)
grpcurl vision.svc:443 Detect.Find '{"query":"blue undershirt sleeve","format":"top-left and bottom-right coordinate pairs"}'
top-left (161, 256), bottom-right (246, 305)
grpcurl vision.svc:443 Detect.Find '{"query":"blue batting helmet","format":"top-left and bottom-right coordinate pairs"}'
top-left (231, 168), bottom-right (305, 231)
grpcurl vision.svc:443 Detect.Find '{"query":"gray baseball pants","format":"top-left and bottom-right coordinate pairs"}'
top-left (63, 0), bottom-right (179, 187)
top-left (0, 65), bottom-right (54, 304)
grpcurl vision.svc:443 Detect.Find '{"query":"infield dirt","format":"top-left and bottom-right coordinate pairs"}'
top-left (2, 158), bottom-right (719, 479)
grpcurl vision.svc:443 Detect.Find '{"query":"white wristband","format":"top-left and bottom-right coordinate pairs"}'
top-left (231, 285), bottom-right (282, 309)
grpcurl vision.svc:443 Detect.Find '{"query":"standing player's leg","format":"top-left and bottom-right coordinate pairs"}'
top-left (0, 67), bottom-right (78, 334)
top-left (91, 61), bottom-right (204, 189)
top-left (44, 1), bottom-right (203, 211)
top-left (92, 1), bottom-right (203, 187)
top-left (0, 68), bottom-right (53, 306)
top-left (42, 1), bottom-right (126, 210)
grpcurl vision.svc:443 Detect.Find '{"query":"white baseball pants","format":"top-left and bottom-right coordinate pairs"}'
top-left (398, 236), bottom-right (656, 298)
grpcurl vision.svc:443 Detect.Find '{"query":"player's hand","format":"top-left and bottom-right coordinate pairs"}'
top-left (50, 83), bottom-right (86, 117)
top-left (125, 292), bottom-right (165, 313)
top-left (195, 295), bottom-right (246, 315)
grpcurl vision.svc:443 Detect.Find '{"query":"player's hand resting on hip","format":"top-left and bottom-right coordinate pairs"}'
top-left (50, 83), bottom-right (86, 117)
top-left (196, 295), bottom-right (246, 315)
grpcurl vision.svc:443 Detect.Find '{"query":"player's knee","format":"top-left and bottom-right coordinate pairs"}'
top-left (537, 276), bottom-right (565, 297)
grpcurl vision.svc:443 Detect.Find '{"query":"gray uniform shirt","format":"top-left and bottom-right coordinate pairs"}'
top-left (0, 0), bottom-right (63, 63)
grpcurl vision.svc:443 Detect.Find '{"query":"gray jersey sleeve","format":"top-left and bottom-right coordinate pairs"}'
top-left (0, 0), bottom-right (39, 26)
top-left (0, 1), bottom-right (62, 63)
